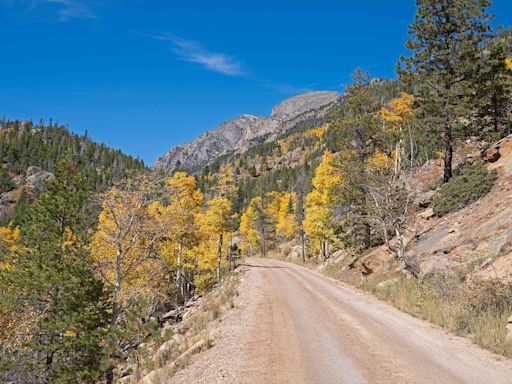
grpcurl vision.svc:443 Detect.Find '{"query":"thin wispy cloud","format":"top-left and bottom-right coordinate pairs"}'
top-left (135, 32), bottom-right (318, 95)
top-left (6, 0), bottom-right (97, 21)
top-left (48, 0), bottom-right (96, 21)
top-left (151, 33), bottom-right (245, 77)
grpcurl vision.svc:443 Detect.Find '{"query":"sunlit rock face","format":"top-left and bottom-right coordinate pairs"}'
top-left (153, 91), bottom-right (341, 174)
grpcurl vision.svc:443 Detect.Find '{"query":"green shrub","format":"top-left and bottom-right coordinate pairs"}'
top-left (432, 165), bottom-right (496, 217)
top-left (0, 169), bottom-right (14, 194)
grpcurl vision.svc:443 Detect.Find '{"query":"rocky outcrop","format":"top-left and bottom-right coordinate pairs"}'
top-left (153, 91), bottom-right (341, 173)
top-left (377, 136), bottom-right (512, 280)
top-left (0, 166), bottom-right (54, 225)
top-left (331, 135), bottom-right (512, 282)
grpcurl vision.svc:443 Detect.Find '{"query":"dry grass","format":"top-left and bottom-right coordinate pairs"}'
top-left (321, 255), bottom-right (512, 357)
top-left (122, 271), bottom-right (242, 384)
top-left (359, 273), bottom-right (512, 357)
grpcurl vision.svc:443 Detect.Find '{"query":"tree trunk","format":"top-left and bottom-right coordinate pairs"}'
top-left (261, 228), bottom-right (266, 257)
top-left (177, 242), bottom-right (183, 298)
top-left (382, 223), bottom-right (389, 249)
top-left (394, 225), bottom-right (414, 278)
top-left (395, 123), bottom-right (403, 175)
top-left (408, 125), bottom-right (414, 168)
top-left (364, 223), bottom-right (371, 249)
top-left (443, 106), bottom-right (453, 183)
top-left (111, 244), bottom-right (123, 327)
top-left (301, 232), bottom-right (306, 264)
top-left (216, 233), bottom-right (223, 283)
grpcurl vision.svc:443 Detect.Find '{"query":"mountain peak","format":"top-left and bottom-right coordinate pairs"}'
top-left (271, 91), bottom-right (340, 120)
top-left (153, 91), bottom-right (341, 173)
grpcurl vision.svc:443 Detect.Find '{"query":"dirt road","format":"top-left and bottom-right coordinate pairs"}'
top-left (170, 258), bottom-right (512, 384)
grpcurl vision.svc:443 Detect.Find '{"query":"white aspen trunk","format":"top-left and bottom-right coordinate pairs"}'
top-left (177, 242), bottom-right (183, 297)
top-left (394, 226), bottom-right (413, 278)
top-left (216, 233), bottom-right (223, 283)
top-left (301, 232), bottom-right (306, 264)
top-left (408, 124), bottom-right (414, 168)
top-left (111, 242), bottom-right (123, 327)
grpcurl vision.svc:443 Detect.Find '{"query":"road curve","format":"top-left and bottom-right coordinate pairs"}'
top-left (170, 257), bottom-right (512, 384)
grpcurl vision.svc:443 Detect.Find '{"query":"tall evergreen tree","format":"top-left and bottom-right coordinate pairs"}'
top-left (400, 0), bottom-right (494, 182)
top-left (474, 42), bottom-right (512, 136)
top-left (0, 162), bottom-right (107, 383)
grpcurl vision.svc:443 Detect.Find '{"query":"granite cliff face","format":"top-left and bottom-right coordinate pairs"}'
top-left (153, 91), bottom-right (341, 173)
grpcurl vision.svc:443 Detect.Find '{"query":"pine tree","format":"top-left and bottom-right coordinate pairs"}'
top-left (474, 42), bottom-right (512, 137)
top-left (0, 162), bottom-right (107, 383)
top-left (400, 0), bottom-right (494, 182)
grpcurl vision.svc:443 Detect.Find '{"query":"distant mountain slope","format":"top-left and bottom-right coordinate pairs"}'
top-left (0, 119), bottom-right (145, 186)
top-left (0, 119), bottom-right (146, 224)
top-left (153, 91), bottom-right (341, 173)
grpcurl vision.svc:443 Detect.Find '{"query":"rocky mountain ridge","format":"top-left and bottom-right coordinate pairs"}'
top-left (153, 91), bottom-right (341, 173)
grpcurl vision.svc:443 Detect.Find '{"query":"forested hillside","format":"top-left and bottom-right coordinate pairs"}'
top-left (1, 1), bottom-right (512, 383)
top-left (0, 119), bottom-right (145, 224)
top-left (0, 119), bottom-right (145, 188)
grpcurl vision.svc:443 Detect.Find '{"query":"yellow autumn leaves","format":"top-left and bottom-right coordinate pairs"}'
top-left (505, 57), bottom-right (512, 71)
top-left (238, 93), bottom-right (414, 258)
top-left (239, 191), bottom-right (297, 255)
top-left (90, 171), bottom-right (236, 320)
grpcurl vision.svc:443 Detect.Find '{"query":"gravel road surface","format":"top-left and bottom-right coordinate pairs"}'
top-left (170, 257), bottom-right (512, 384)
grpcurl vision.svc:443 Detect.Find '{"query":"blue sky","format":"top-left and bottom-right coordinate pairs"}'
top-left (1, 1), bottom-right (510, 164)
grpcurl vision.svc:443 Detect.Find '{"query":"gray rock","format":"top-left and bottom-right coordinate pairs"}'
top-left (415, 190), bottom-right (437, 208)
top-left (153, 91), bottom-right (341, 173)
top-left (25, 166), bottom-right (54, 194)
top-left (271, 91), bottom-right (340, 120)
top-left (418, 208), bottom-right (435, 220)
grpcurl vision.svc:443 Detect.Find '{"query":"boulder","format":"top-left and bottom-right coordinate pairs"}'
top-left (25, 166), bottom-right (54, 194)
top-left (484, 145), bottom-right (501, 163)
top-left (418, 208), bottom-right (435, 220)
top-left (415, 190), bottom-right (437, 208)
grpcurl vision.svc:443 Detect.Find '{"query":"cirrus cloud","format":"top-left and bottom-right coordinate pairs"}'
top-left (151, 33), bottom-right (245, 77)
top-left (4, 0), bottom-right (97, 21)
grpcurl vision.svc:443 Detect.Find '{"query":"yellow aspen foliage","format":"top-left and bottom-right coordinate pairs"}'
top-left (0, 226), bottom-right (26, 346)
top-left (216, 164), bottom-right (237, 200)
top-left (266, 191), bottom-right (297, 239)
top-left (304, 126), bottom-right (326, 141)
top-left (164, 172), bottom-right (204, 244)
top-left (303, 126), bottom-right (327, 146)
top-left (505, 57), bottom-right (512, 71)
top-left (239, 197), bottom-right (262, 254)
top-left (91, 174), bottom-right (169, 329)
top-left (366, 150), bottom-right (395, 173)
top-left (303, 150), bottom-right (342, 253)
top-left (158, 172), bottom-right (204, 273)
top-left (196, 197), bottom-right (232, 239)
top-left (194, 197), bottom-right (233, 290)
top-left (0, 226), bottom-right (20, 271)
top-left (0, 226), bottom-right (19, 248)
top-left (276, 139), bottom-right (289, 155)
top-left (91, 187), bottom-right (165, 309)
top-left (380, 92), bottom-right (415, 126)
top-left (380, 92), bottom-right (415, 173)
